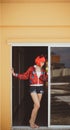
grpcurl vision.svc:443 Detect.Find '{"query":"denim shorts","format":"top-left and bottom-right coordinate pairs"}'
top-left (29, 86), bottom-right (44, 94)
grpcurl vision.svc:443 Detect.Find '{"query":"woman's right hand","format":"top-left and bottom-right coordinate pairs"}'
top-left (11, 68), bottom-right (16, 76)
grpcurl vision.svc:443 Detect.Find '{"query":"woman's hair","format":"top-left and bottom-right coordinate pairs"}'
top-left (35, 56), bottom-right (46, 66)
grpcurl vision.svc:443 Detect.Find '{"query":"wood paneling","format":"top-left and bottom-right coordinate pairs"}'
top-left (1, 3), bottom-right (70, 26)
top-left (0, 0), bottom-right (70, 3)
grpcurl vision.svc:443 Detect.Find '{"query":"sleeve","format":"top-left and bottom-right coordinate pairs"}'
top-left (15, 66), bottom-right (32, 80)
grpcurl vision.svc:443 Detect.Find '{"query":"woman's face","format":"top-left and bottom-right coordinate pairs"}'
top-left (40, 62), bottom-right (45, 67)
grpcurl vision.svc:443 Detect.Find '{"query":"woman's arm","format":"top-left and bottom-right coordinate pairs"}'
top-left (11, 66), bottom-right (33, 80)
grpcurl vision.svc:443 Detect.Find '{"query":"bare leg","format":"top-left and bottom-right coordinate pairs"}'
top-left (34, 93), bottom-right (42, 127)
top-left (29, 92), bottom-right (42, 128)
top-left (37, 93), bottom-right (43, 102)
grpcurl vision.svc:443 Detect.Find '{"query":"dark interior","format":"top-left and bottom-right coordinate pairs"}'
top-left (12, 46), bottom-right (48, 126)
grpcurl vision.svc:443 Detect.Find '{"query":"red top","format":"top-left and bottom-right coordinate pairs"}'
top-left (15, 66), bottom-right (48, 86)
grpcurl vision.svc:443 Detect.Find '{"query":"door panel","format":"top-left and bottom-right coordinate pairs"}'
top-left (12, 46), bottom-right (48, 126)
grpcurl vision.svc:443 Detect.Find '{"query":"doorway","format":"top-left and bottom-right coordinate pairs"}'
top-left (12, 46), bottom-right (48, 126)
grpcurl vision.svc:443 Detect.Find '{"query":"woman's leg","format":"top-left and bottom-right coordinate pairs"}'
top-left (37, 93), bottom-right (43, 102)
top-left (29, 92), bottom-right (42, 128)
top-left (34, 93), bottom-right (43, 127)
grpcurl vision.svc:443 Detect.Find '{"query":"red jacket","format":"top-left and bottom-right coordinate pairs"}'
top-left (15, 66), bottom-right (48, 86)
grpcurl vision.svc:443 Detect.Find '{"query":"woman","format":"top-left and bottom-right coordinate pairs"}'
top-left (11, 56), bottom-right (48, 128)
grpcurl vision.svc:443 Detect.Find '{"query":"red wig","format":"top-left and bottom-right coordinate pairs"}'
top-left (35, 56), bottom-right (46, 66)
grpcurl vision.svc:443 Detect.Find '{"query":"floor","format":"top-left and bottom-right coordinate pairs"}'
top-left (12, 126), bottom-right (70, 130)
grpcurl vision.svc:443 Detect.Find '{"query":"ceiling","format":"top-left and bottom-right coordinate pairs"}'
top-left (0, 0), bottom-right (70, 3)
